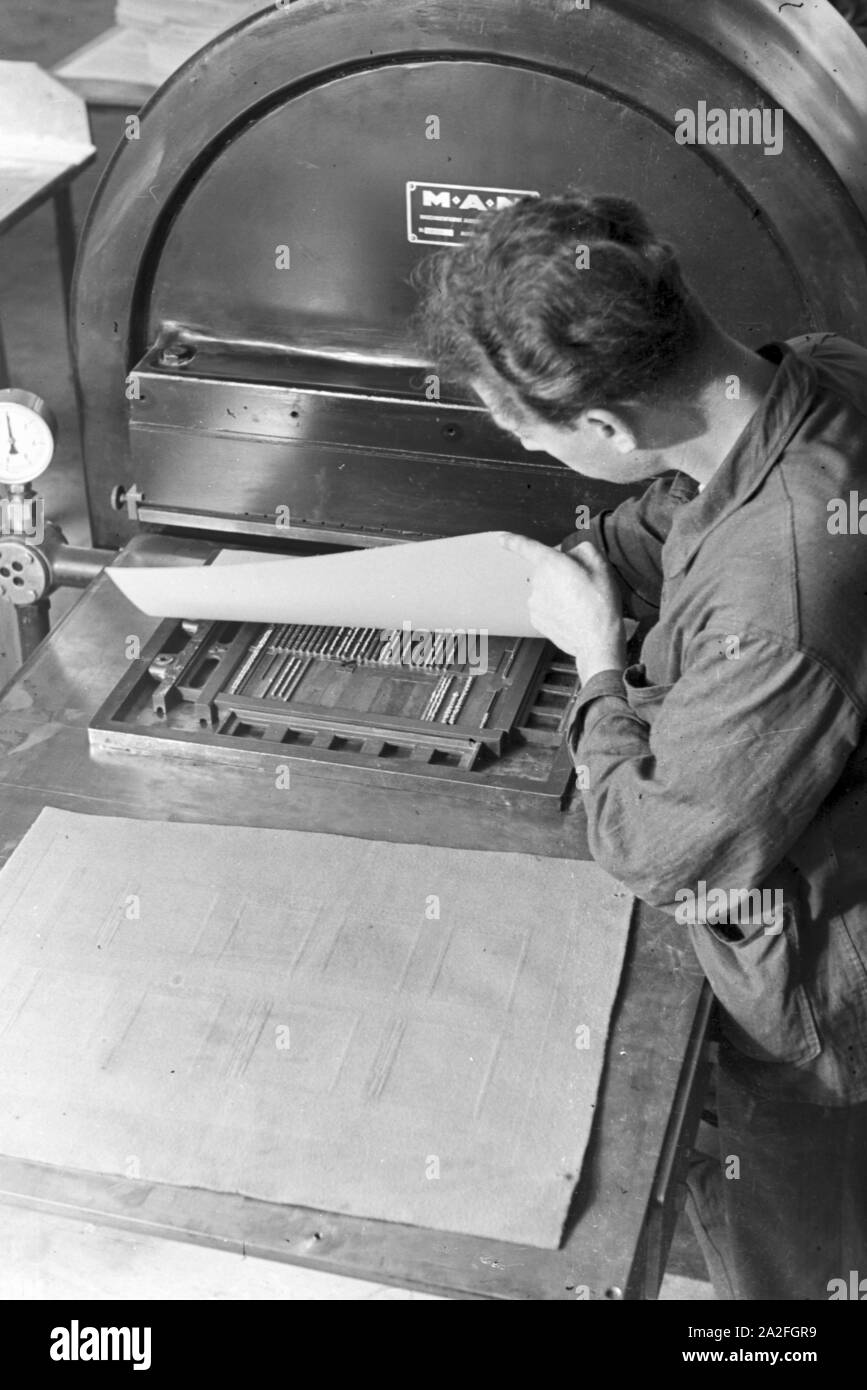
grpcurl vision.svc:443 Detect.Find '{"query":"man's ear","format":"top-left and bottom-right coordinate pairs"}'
top-left (582, 408), bottom-right (636, 455)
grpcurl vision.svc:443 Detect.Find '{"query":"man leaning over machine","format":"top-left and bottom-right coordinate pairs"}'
top-left (413, 191), bottom-right (867, 1301)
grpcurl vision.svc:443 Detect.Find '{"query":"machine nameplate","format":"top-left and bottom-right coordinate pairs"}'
top-left (406, 181), bottom-right (539, 246)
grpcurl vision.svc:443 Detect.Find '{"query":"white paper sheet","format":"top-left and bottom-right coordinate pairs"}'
top-left (108, 531), bottom-right (540, 636)
top-left (0, 808), bottom-right (633, 1249)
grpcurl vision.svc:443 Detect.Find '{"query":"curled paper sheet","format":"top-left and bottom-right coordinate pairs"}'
top-left (108, 531), bottom-right (539, 637)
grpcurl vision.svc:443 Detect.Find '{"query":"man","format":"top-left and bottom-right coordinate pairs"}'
top-left (413, 192), bottom-right (867, 1301)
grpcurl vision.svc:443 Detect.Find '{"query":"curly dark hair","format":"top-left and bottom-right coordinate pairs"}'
top-left (410, 191), bottom-right (708, 426)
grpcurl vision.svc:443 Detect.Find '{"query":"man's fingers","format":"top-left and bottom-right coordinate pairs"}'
top-left (498, 532), bottom-right (555, 567)
top-left (501, 531), bottom-right (606, 573)
top-left (567, 541), bottom-right (612, 581)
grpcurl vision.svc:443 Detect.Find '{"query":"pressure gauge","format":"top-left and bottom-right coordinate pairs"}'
top-left (0, 389), bottom-right (57, 485)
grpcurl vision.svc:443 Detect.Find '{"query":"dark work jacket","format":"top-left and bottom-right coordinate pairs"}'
top-left (563, 335), bottom-right (867, 1105)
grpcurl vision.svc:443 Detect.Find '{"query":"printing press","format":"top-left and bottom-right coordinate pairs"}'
top-left (0, 0), bottom-right (866, 1299)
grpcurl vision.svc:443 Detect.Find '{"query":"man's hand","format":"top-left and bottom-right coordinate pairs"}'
top-left (500, 533), bottom-right (627, 682)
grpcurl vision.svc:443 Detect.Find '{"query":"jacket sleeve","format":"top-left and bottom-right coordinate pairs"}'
top-left (569, 628), bottom-right (863, 912)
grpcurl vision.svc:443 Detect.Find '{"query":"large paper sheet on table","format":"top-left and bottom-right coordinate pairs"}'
top-left (0, 809), bottom-right (632, 1248)
top-left (108, 531), bottom-right (540, 635)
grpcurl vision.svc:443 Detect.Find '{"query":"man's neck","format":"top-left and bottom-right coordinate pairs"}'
top-left (659, 332), bottom-right (780, 489)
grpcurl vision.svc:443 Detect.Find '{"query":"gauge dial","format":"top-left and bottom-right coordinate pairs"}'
top-left (0, 389), bottom-right (56, 485)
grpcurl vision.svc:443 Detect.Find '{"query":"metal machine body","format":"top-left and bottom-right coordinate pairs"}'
top-left (92, 617), bottom-right (580, 810)
top-left (74, 0), bottom-right (867, 554)
top-left (65, 0), bottom-right (867, 807)
top-left (0, 0), bottom-right (865, 1296)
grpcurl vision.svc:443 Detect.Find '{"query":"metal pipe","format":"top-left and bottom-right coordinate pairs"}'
top-left (271, 656), bottom-right (300, 701)
top-left (337, 627), bottom-right (359, 659)
top-left (346, 628), bottom-right (366, 661)
top-left (251, 651), bottom-right (283, 698)
top-left (276, 656), bottom-right (311, 702)
top-left (228, 625), bottom-right (274, 694)
top-left (51, 546), bottom-right (115, 588)
top-left (238, 641), bottom-right (279, 695)
top-left (432, 631), bottom-right (448, 667)
top-left (421, 673), bottom-right (448, 721)
top-left (428, 675), bottom-right (454, 722)
top-left (261, 651), bottom-right (294, 699)
top-left (441, 692), bottom-right (460, 724)
top-left (380, 628), bottom-right (400, 665)
top-left (446, 674), bottom-right (475, 724)
top-left (325, 626), bottom-right (347, 658)
top-left (16, 600), bottom-right (51, 659)
top-left (478, 688), bottom-right (500, 730)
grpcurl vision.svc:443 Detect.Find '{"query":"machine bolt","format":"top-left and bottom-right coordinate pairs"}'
top-left (110, 483), bottom-right (144, 520)
top-left (159, 344), bottom-right (196, 368)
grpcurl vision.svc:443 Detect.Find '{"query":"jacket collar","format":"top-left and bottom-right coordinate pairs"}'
top-left (665, 342), bottom-right (818, 577)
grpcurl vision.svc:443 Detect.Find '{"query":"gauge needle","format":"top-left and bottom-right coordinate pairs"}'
top-left (4, 416), bottom-right (17, 455)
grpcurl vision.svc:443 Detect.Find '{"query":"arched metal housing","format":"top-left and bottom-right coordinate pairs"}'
top-left (71, 0), bottom-right (867, 549)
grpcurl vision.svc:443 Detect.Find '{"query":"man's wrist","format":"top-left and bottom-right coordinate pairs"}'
top-left (579, 666), bottom-right (626, 686)
top-left (577, 654), bottom-right (626, 684)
